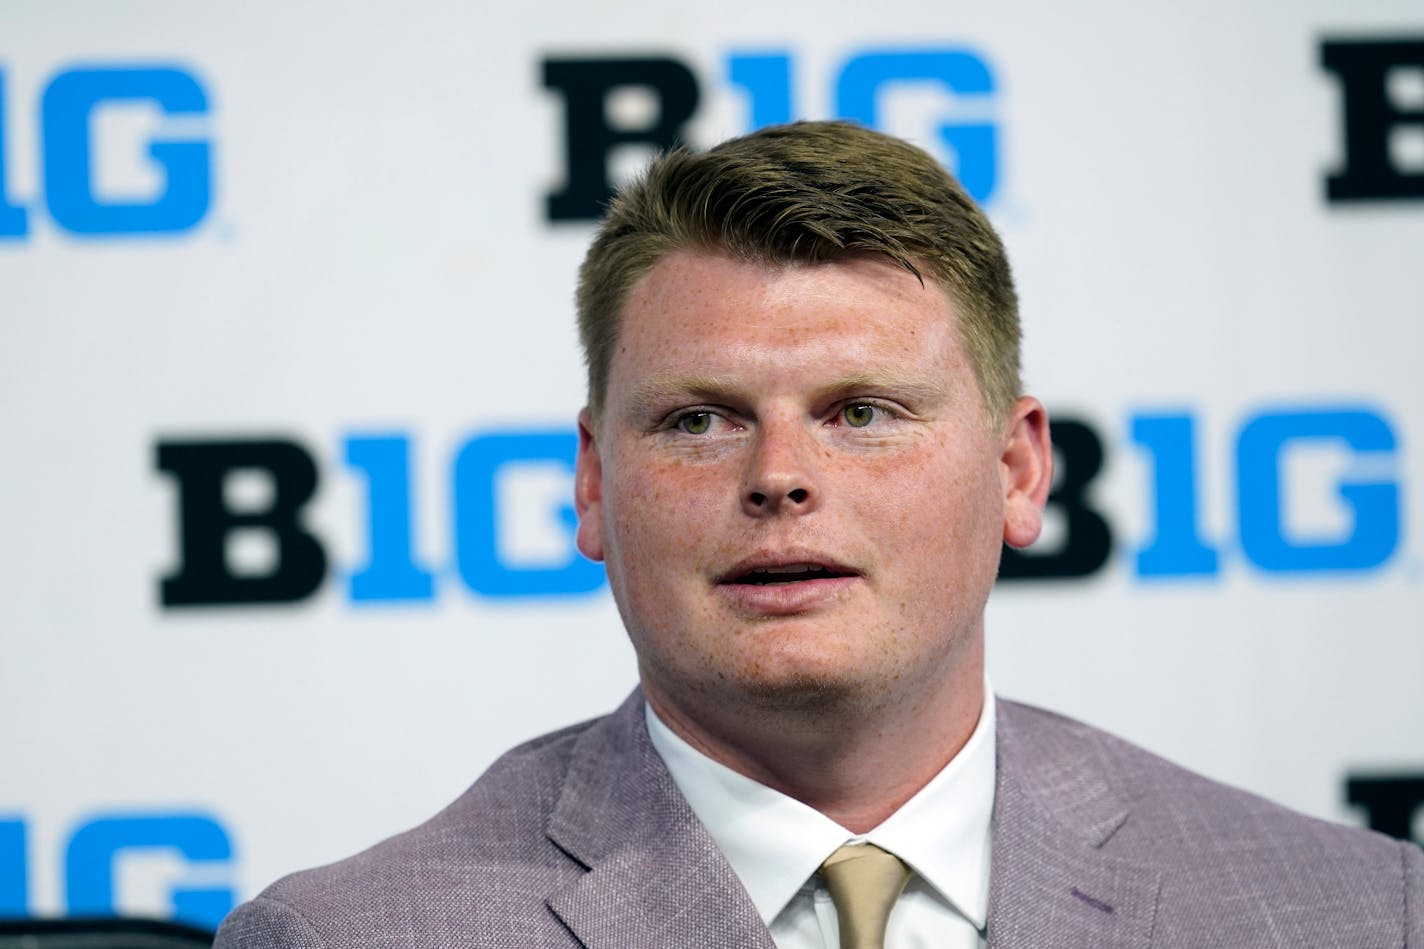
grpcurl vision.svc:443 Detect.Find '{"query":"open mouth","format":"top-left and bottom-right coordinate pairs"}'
top-left (724, 563), bottom-right (855, 585)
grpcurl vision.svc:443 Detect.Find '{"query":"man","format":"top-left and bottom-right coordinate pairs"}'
top-left (216, 121), bottom-right (1422, 948)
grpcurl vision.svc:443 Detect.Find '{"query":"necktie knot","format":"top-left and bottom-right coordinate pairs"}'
top-left (819, 843), bottom-right (912, 949)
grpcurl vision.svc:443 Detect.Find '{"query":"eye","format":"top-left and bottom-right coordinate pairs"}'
top-left (677, 412), bottom-right (714, 435)
top-left (842, 403), bottom-right (877, 428)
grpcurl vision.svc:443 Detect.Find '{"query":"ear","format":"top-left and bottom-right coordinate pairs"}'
top-left (574, 407), bottom-right (606, 563)
top-left (1000, 396), bottom-right (1053, 549)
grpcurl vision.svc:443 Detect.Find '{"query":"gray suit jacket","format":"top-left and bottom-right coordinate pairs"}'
top-left (215, 691), bottom-right (1423, 947)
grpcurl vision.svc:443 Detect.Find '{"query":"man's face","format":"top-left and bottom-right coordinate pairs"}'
top-left (575, 249), bottom-right (1049, 726)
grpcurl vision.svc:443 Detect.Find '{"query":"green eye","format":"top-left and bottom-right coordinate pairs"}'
top-left (843, 403), bottom-right (876, 428)
top-left (678, 412), bottom-right (713, 435)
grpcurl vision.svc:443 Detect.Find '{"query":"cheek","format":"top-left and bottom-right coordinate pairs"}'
top-left (865, 447), bottom-right (1004, 556)
top-left (604, 460), bottom-right (720, 565)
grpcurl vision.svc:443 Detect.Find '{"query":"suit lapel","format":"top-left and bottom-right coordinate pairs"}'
top-left (544, 691), bottom-right (775, 949)
top-left (986, 702), bottom-right (1162, 948)
top-left (543, 692), bottom-right (1162, 947)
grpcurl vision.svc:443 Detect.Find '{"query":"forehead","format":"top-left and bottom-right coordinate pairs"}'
top-left (612, 250), bottom-right (965, 381)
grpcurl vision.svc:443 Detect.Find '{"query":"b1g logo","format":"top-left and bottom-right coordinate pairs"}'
top-left (0, 811), bottom-right (234, 931)
top-left (0, 64), bottom-right (212, 239)
top-left (153, 403), bottom-right (1406, 609)
top-left (157, 430), bottom-right (603, 607)
top-left (1004, 405), bottom-right (1404, 581)
top-left (542, 47), bottom-right (999, 221)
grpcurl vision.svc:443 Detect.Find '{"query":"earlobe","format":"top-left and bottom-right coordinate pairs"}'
top-left (574, 408), bottom-right (606, 562)
top-left (1000, 397), bottom-right (1053, 550)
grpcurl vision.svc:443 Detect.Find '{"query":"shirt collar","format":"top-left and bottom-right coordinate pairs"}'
top-left (645, 686), bottom-right (996, 931)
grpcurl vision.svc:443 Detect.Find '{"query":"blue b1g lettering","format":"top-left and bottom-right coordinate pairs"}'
top-left (0, 63), bottom-right (212, 240)
top-left (1130, 406), bottom-right (1401, 578)
top-left (0, 811), bottom-right (234, 931)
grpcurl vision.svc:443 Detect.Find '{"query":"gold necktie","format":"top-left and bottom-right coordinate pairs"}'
top-left (819, 843), bottom-right (912, 949)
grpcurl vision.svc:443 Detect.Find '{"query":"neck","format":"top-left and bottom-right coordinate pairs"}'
top-left (643, 659), bottom-right (984, 834)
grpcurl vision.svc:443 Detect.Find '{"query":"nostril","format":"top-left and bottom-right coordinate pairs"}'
top-left (788, 488), bottom-right (808, 504)
top-left (749, 491), bottom-right (768, 506)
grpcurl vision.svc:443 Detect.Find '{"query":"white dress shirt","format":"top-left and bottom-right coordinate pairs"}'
top-left (646, 689), bottom-right (995, 949)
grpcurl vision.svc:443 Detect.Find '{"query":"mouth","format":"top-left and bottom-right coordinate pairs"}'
top-left (719, 559), bottom-right (860, 586)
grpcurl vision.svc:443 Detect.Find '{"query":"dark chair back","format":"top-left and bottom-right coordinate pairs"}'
top-left (0, 918), bottom-right (213, 948)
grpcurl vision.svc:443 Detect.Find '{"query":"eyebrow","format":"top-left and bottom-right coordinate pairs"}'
top-left (821, 372), bottom-right (950, 404)
top-left (624, 376), bottom-right (743, 415)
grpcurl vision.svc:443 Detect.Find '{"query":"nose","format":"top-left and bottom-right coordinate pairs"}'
top-left (742, 416), bottom-right (820, 517)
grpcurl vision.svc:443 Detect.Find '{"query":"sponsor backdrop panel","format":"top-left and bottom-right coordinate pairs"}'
top-left (1, 0), bottom-right (1420, 931)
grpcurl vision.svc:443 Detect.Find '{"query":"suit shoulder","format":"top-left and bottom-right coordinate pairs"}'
top-left (998, 697), bottom-right (1398, 854)
top-left (996, 695), bottom-right (1418, 940)
top-left (215, 714), bottom-right (610, 947)
top-left (997, 698), bottom-right (1422, 939)
top-left (214, 896), bottom-right (324, 949)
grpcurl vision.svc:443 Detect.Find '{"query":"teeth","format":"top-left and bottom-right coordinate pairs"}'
top-left (756, 564), bottom-right (816, 575)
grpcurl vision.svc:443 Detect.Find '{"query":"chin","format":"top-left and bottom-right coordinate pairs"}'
top-left (727, 662), bottom-right (875, 712)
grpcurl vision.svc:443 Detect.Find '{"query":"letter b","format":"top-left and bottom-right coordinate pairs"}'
top-left (1321, 38), bottom-right (1424, 202)
top-left (999, 418), bottom-right (1112, 580)
top-left (543, 57), bottom-right (700, 221)
top-left (156, 439), bottom-right (327, 606)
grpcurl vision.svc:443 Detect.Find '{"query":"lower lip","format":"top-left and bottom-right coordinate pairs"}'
top-left (715, 576), bottom-right (860, 615)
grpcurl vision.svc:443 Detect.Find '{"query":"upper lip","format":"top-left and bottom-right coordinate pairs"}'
top-left (717, 551), bottom-right (861, 584)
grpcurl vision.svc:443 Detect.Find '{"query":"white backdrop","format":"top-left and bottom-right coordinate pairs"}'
top-left (2, 0), bottom-right (1421, 931)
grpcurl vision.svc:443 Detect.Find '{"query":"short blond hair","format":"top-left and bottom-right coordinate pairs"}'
top-left (577, 120), bottom-right (1020, 422)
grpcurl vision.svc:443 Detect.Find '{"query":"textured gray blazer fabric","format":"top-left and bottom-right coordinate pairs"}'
top-left (215, 691), bottom-right (1423, 947)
